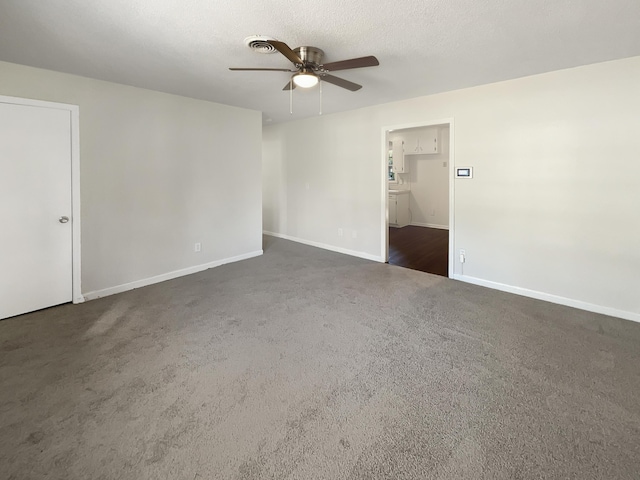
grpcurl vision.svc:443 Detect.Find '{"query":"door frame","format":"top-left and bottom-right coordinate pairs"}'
top-left (1, 95), bottom-right (83, 304)
top-left (380, 118), bottom-right (455, 277)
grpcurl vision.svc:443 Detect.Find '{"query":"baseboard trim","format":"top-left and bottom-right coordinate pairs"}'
top-left (263, 231), bottom-right (384, 263)
top-left (410, 222), bottom-right (449, 230)
top-left (83, 250), bottom-right (263, 301)
top-left (452, 274), bottom-right (640, 324)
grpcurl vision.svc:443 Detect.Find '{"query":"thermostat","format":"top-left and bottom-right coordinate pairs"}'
top-left (456, 167), bottom-right (473, 178)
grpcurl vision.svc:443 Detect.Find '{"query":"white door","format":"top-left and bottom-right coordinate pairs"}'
top-left (0, 101), bottom-right (73, 319)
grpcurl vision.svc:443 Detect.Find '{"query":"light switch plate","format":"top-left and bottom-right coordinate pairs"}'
top-left (456, 167), bottom-right (473, 178)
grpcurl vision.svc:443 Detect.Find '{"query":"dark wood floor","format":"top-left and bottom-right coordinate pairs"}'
top-left (388, 226), bottom-right (449, 277)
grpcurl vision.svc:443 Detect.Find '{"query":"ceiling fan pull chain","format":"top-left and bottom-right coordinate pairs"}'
top-left (319, 80), bottom-right (323, 115)
top-left (290, 78), bottom-right (293, 115)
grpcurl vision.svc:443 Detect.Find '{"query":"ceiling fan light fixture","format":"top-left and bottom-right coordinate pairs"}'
top-left (292, 71), bottom-right (319, 88)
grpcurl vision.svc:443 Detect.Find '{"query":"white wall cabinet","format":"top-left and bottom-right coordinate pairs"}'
top-left (404, 128), bottom-right (439, 155)
top-left (390, 136), bottom-right (406, 173)
top-left (389, 193), bottom-right (410, 227)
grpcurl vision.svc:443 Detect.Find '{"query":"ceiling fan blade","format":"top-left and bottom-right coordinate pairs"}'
top-left (321, 74), bottom-right (362, 91)
top-left (321, 56), bottom-right (379, 71)
top-left (267, 40), bottom-right (303, 65)
top-left (229, 67), bottom-right (294, 72)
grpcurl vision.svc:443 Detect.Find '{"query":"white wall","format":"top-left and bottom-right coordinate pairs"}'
top-left (399, 126), bottom-right (450, 229)
top-left (263, 56), bottom-right (640, 322)
top-left (262, 109), bottom-right (383, 260)
top-left (0, 61), bottom-right (263, 296)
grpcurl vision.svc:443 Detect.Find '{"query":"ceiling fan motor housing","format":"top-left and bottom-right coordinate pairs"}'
top-left (294, 47), bottom-right (324, 67)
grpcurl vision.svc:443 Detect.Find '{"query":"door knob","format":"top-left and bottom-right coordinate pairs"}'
top-left (59, 216), bottom-right (70, 224)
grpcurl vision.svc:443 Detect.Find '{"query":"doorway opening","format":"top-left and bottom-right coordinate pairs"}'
top-left (382, 120), bottom-right (454, 277)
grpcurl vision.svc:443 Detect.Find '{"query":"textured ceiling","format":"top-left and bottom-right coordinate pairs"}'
top-left (1, 0), bottom-right (639, 124)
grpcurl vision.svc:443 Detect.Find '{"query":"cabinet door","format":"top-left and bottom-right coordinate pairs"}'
top-left (421, 129), bottom-right (439, 154)
top-left (404, 128), bottom-right (439, 155)
top-left (391, 138), bottom-right (406, 173)
top-left (388, 195), bottom-right (397, 224)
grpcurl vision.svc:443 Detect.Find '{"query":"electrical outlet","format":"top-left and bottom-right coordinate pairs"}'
top-left (338, 228), bottom-right (343, 237)
top-left (194, 242), bottom-right (201, 252)
top-left (459, 249), bottom-right (466, 263)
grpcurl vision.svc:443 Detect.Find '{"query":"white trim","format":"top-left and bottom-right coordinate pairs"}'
top-left (448, 122), bottom-right (455, 277)
top-left (453, 274), bottom-right (640, 324)
top-left (381, 118), bottom-right (455, 274)
top-left (381, 131), bottom-right (389, 263)
top-left (0, 95), bottom-right (73, 111)
top-left (410, 222), bottom-right (449, 230)
top-left (83, 250), bottom-right (263, 301)
top-left (70, 105), bottom-right (82, 303)
top-left (0, 95), bottom-right (83, 304)
top-left (264, 231), bottom-right (384, 263)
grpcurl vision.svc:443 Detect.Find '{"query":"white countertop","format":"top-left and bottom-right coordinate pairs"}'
top-left (389, 189), bottom-right (410, 194)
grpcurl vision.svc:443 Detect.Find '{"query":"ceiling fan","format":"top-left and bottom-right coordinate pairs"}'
top-left (229, 40), bottom-right (379, 91)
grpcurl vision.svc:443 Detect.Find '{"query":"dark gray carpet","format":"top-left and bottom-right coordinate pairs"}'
top-left (1, 236), bottom-right (639, 479)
